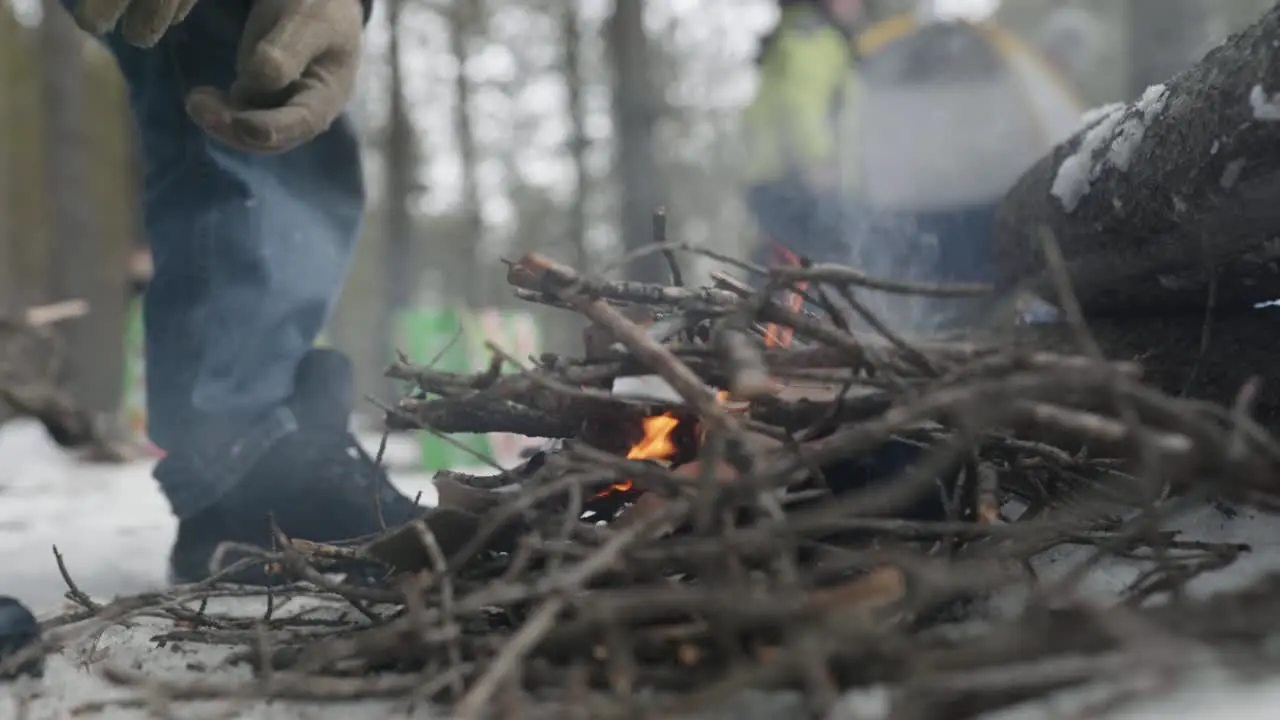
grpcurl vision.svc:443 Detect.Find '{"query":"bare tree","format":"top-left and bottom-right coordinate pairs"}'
top-left (380, 0), bottom-right (416, 390)
top-left (608, 0), bottom-right (665, 283)
top-left (449, 0), bottom-right (485, 306)
top-left (0, 44), bottom-right (12, 313)
top-left (41, 1), bottom-right (121, 414)
top-left (562, 0), bottom-right (589, 270)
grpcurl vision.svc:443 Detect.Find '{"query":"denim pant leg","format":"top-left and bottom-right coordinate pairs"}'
top-left (745, 182), bottom-right (854, 271)
top-left (93, 2), bottom-right (365, 518)
top-left (916, 203), bottom-right (997, 285)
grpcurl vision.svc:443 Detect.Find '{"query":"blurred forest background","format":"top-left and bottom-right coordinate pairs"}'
top-left (0, 0), bottom-right (1276, 429)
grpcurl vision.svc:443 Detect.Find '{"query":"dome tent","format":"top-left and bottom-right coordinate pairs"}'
top-left (852, 14), bottom-right (1086, 215)
top-left (830, 14), bottom-right (1086, 332)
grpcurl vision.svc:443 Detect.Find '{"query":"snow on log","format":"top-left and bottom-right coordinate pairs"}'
top-left (993, 5), bottom-right (1280, 314)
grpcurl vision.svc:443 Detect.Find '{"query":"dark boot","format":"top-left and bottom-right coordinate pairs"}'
top-left (167, 349), bottom-right (443, 584)
top-left (0, 597), bottom-right (41, 680)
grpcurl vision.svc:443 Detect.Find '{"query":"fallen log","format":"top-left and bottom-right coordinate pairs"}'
top-left (1008, 308), bottom-right (1280, 421)
top-left (993, 4), bottom-right (1280, 314)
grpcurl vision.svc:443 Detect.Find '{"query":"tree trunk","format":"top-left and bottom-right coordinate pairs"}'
top-left (608, 0), bottom-right (665, 284)
top-left (563, 0), bottom-right (589, 271)
top-left (379, 0), bottom-right (415, 395)
top-left (993, 5), bottom-right (1280, 316)
top-left (0, 31), bottom-right (13, 314)
top-left (41, 4), bottom-right (118, 414)
top-left (449, 0), bottom-right (485, 307)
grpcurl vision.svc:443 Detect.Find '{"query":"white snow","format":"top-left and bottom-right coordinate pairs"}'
top-left (1108, 84), bottom-right (1169, 171)
top-left (1080, 102), bottom-right (1126, 129)
top-left (6, 420), bottom-right (1280, 717)
top-left (0, 419), bottom-right (438, 611)
top-left (976, 664), bottom-right (1280, 720)
top-left (1249, 84), bottom-right (1280, 121)
top-left (1051, 105), bottom-right (1125, 212)
top-left (1021, 502), bottom-right (1280, 603)
top-left (8, 600), bottom-right (421, 720)
top-left (1051, 86), bottom-right (1168, 212)
top-left (0, 419), bottom-right (451, 717)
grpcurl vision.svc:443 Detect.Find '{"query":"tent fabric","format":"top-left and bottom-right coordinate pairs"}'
top-left (850, 15), bottom-right (1086, 213)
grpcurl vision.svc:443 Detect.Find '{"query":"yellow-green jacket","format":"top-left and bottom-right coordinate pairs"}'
top-left (739, 5), bottom-right (862, 192)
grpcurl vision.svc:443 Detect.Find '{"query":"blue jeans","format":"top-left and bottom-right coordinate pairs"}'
top-left (745, 181), bottom-right (855, 270)
top-left (88, 1), bottom-right (365, 518)
top-left (906, 203), bottom-right (997, 285)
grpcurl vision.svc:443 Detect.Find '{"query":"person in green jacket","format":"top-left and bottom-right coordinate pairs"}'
top-left (741, 0), bottom-right (869, 271)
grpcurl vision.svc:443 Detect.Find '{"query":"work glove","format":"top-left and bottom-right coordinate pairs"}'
top-left (72, 0), bottom-right (199, 47)
top-left (185, 0), bottom-right (364, 154)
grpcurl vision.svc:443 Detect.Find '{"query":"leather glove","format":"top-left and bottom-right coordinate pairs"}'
top-left (185, 0), bottom-right (364, 154)
top-left (72, 0), bottom-right (199, 47)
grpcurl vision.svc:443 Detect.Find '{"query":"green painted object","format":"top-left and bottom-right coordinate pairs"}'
top-left (396, 307), bottom-right (544, 471)
top-left (121, 296), bottom-right (148, 442)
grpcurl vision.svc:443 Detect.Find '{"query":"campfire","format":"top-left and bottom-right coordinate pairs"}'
top-left (39, 239), bottom-right (1280, 719)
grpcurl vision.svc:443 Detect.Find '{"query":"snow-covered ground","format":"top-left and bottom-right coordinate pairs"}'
top-left (0, 419), bottom-right (440, 612)
top-left (5, 418), bottom-right (1280, 718)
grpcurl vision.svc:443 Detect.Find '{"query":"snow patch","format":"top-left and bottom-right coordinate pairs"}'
top-left (0, 419), bottom-right (440, 611)
top-left (986, 666), bottom-right (1280, 720)
top-left (1080, 102), bottom-right (1126, 128)
top-left (1051, 106), bottom-right (1125, 212)
top-left (1249, 84), bottom-right (1280, 121)
top-left (1051, 86), bottom-right (1168, 212)
top-left (1109, 84), bottom-right (1169, 171)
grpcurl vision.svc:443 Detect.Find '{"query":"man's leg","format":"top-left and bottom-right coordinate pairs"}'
top-left (910, 203), bottom-right (1000, 332)
top-left (107, 2), bottom-right (358, 464)
top-left (96, 1), bottom-right (428, 581)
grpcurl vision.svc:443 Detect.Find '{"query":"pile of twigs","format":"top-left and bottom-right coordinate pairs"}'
top-left (26, 245), bottom-right (1280, 719)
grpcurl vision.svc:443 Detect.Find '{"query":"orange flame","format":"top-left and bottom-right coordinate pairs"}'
top-left (764, 246), bottom-right (805, 349)
top-left (627, 413), bottom-right (680, 462)
top-left (599, 394), bottom-right (744, 500)
top-left (601, 413), bottom-right (681, 496)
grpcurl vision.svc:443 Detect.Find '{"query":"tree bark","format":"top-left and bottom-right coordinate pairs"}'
top-left (1009, 309), bottom-right (1280, 423)
top-left (608, 0), bottom-right (665, 284)
top-left (993, 5), bottom-right (1280, 316)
